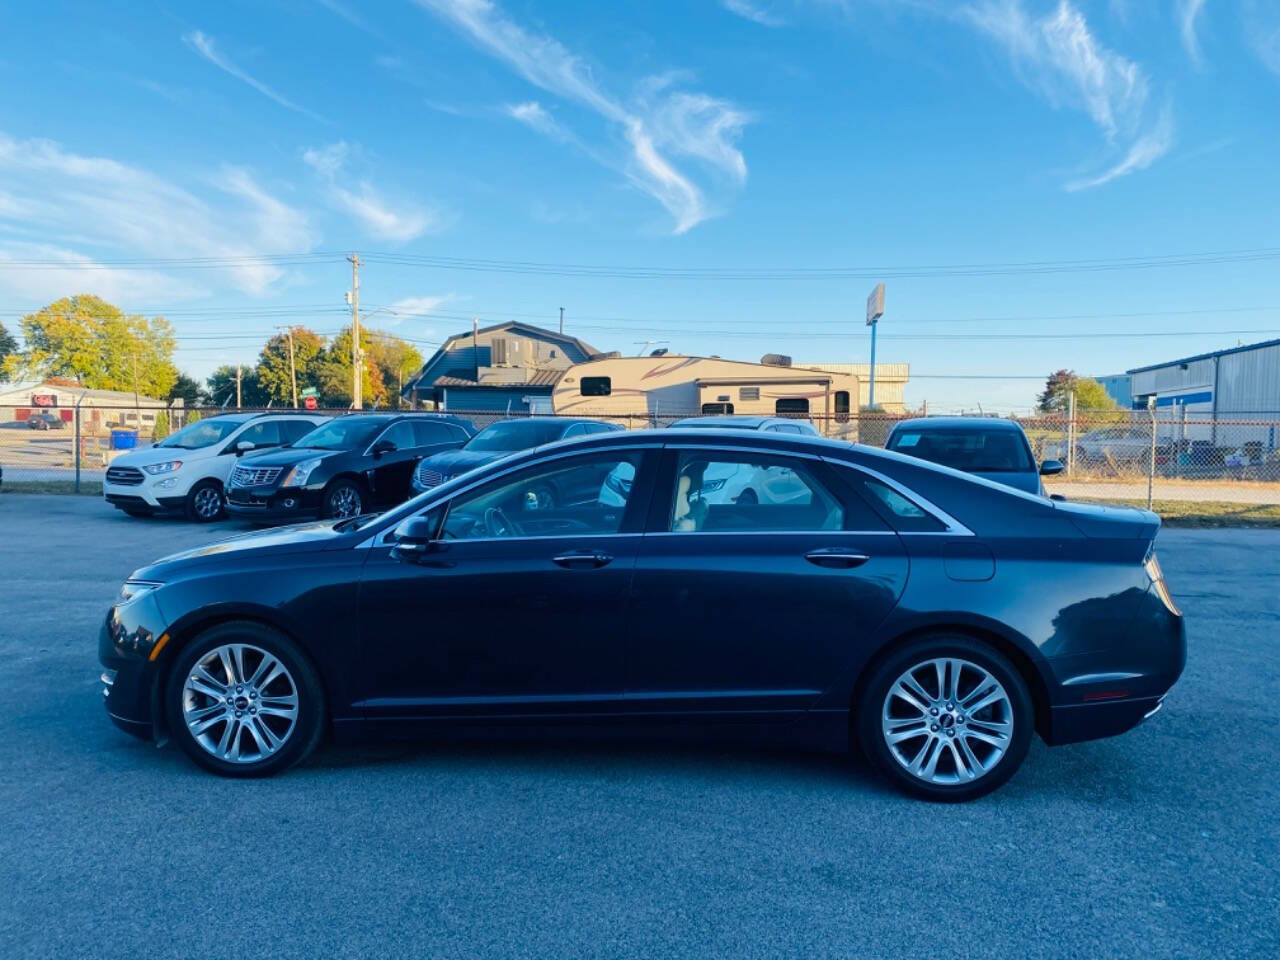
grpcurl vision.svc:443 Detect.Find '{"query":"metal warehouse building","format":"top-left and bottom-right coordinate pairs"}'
top-left (1127, 338), bottom-right (1280, 448)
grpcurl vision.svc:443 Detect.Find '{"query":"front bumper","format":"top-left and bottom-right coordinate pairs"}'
top-left (104, 477), bottom-right (189, 513)
top-left (98, 601), bottom-right (168, 741)
top-left (225, 483), bottom-right (324, 522)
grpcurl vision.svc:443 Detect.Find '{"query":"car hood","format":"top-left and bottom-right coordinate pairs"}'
top-left (418, 447), bottom-right (505, 477)
top-left (969, 470), bottom-right (1043, 496)
top-left (130, 519), bottom-right (351, 580)
top-left (236, 447), bottom-right (345, 468)
top-left (108, 444), bottom-right (208, 467)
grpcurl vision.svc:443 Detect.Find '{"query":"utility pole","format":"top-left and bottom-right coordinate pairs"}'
top-left (235, 364), bottom-right (242, 408)
top-left (559, 306), bottom-right (564, 335)
top-left (472, 316), bottom-right (480, 383)
top-left (284, 326), bottom-right (298, 408)
top-left (348, 253), bottom-right (362, 409)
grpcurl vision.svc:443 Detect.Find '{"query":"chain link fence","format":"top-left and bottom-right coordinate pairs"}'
top-left (3, 402), bottom-right (1278, 510)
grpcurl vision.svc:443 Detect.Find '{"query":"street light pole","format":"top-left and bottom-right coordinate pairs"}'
top-left (865, 283), bottom-right (885, 411)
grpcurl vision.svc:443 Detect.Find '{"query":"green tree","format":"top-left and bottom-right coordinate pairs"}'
top-left (1037, 370), bottom-right (1118, 414)
top-left (186, 410), bottom-right (202, 425)
top-left (7, 295), bottom-right (178, 396)
top-left (256, 326), bottom-right (326, 406)
top-left (0, 322), bottom-right (16, 381)
top-left (365, 330), bottom-right (424, 407)
top-left (167, 372), bottom-right (205, 409)
top-left (153, 409), bottom-right (170, 441)
top-left (206, 365), bottom-right (267, 408)
top-left (316, 327), bottom-right (385, 408)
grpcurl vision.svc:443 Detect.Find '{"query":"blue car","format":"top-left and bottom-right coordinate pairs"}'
top-left (885, 417), bottom-right (1063, 496)
top-left (100, 427), bottom-right (1183, 800)
top-left (411, 417), bottom-right (620, 507)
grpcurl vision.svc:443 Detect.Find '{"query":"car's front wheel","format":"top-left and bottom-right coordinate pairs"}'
top-left (322, 479), bottom-right (364, 519)
top-left (185, 480), bottom-right (225, 522)
top-left (165, 622), bottom-right (325, 777)
top-left (858, 636), bottom-right (1033, 802)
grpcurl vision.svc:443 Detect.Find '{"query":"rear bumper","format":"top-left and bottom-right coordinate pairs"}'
top-left (1044, 695), bottom-right (1166, 746)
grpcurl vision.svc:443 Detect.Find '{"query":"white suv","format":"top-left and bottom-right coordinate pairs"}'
top-left (103, 413), bottom-right (329, 522)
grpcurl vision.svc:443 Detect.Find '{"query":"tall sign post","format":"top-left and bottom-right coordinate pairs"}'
top-left (866, 283), bottom-right (885, 410)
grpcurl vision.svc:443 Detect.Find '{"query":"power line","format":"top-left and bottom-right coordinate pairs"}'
top-left (0, 245), bottom-right (1278, 279)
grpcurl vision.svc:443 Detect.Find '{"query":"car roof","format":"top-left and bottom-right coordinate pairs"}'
top-left (477, 416), bottom-right (610, 429)
top-left (889, 416), bottom-right (1027, 433)
top-left (669, 415), bottom-right (798, 429)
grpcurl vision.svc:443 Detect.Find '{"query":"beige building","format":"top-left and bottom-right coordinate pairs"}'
top-left (0, 380), bottom-right (168, 431)
top-left (551, 355), bottom-right (860, 438)
top-left (799, 363), bottom-right (910, 413)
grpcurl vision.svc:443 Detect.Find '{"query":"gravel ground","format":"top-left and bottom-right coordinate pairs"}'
top-left (1, 496), bottom-right (1276, 958)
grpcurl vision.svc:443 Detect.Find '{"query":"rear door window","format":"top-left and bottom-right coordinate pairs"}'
top-left (412, 419), bottom-right (462, 446)
top-left (667, 452), bottom-right (853, 533)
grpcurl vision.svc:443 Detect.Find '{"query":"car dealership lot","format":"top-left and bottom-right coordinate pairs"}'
top-left (1, 496), bottom-right (1276, 958)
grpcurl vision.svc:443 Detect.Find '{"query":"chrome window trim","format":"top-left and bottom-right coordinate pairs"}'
top-left (646, 529), bottom-right (897, 538)
top-left (355, 442), bottom-right (664, 548)
top-left (824, 459), bottom-right (975, 537)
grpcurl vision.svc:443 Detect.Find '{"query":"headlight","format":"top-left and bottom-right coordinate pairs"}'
top-left (143, 461), bottom-right (183, 475)
top-left (283, 458), bottom-right (323, 487)
top-left (117, 580), bottom-right (162, 604)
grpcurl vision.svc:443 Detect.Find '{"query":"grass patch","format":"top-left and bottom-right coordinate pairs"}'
top-left (0, 480), bottom-right (103, 496)
top-left (1076, 498), bottom-right (1280, 528)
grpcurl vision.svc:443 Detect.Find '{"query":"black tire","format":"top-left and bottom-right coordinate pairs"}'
top-left (857, 635), bottom-right (1034, 802)
top-left (184, 479), bottom-right (225, 522)
top-left (164, 621), bottom-right (325, 778)
top-left (322, 478), bottom-right (365, 519)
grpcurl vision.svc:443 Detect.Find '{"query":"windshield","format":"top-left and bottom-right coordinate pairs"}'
top-left (293, 418), bottom-right (385, 451)
top-left (888, 428), bottom-right (1034, 473)
top-left (155, 418), bottom-right (243, 449)
top-left (464, 420), bottom-right (568, 452)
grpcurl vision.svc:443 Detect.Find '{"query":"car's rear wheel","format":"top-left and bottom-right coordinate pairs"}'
top-left (185, 480), bottom-right (224, 522)
top-left (858, 635), bottom-right (1033, 802)
top-left (165, 622), bottom-right (325, 777)
top-left (322, 479), bottom-right (364, 519)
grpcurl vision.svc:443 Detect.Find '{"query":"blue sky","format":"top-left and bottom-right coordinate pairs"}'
top-left (0, 0), bottom-right (1277, 410)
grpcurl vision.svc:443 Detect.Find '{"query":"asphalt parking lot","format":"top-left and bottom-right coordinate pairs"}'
top-left (1, 496), bottom-right (1277, 958)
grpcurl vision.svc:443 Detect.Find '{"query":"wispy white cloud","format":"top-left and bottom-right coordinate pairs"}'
top-left (183, 30), bottom-right (327, 122)
top-left (504, 101), bottom-right (572, 140)
top-left (960, 0), bottom-right (1172, 188)
top-left (721, 0), bottom-right (786, 28)
top-left (0, 133), bottom-right (317, 297)
top-left (315, 0), bottom-right (387, 40)
top-left (1065, 103), bottom-right (1173, 190)
top-left (1177, 0), bottom-right (1208, 67)
top-left (413, 0), bottom-right (752, 233)
top-left (378, 294), bottom-right (455, 328)
top-left (303, 141), bottom-right (442, 243)
top-left (1243, 1), bottom-right (1280, 75)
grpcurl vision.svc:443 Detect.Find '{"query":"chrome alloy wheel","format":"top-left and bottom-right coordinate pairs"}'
top-left (329, 486), bottom-right (362, 518)
top-left (881, 657), bottom-right (1014, 786)
top-left (182, 643), bottom-right (299, 764)
top-left (192, 486), bottom-right (223, 520)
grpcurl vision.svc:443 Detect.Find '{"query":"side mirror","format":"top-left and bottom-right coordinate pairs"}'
top-left (390, 514), bottom-right (442, 563)
top-left (235, 441), bottom-right (256, 455)
top-left (371, 439), bottom-right (397, 458)
top-left (1049, 493), bottom-right (1067, 501)
top-left (1039, 459), bottom-right (1065, 476)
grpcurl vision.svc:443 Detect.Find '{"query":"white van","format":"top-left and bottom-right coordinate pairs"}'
top-left (102, 412), bottom-right (328, 521)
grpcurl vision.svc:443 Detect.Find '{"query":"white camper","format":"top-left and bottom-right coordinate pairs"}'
top-left (551, 355), bottom-right (859, 438)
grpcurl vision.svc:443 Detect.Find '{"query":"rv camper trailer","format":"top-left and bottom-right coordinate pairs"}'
top-left (551, 355), bottom-right (859, 438)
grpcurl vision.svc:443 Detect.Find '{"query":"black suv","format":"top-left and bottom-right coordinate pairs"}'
top-left (225, 413), bottom-right (475, 521)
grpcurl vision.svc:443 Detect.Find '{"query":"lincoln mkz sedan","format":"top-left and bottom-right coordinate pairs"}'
top-left (99, 429), bottom-right (1185, 800)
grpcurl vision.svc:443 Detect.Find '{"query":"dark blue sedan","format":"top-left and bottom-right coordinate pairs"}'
top-left (99, 428), bottom-right (1183, 800)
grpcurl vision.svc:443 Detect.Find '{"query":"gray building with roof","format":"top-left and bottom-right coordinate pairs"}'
top-left (402, 321), bottom-right (601, 414)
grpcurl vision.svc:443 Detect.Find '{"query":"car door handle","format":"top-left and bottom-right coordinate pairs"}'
top-left (804, 549), bottom-right (870, 569)
top-left (552, 550), bottom-right (614, 569)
